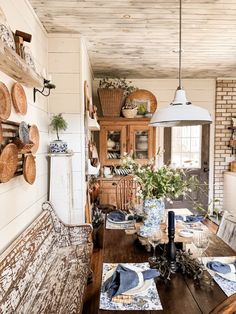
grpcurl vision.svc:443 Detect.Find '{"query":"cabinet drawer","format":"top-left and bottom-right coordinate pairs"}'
top-left (100, 180), bottom-right (119, 189)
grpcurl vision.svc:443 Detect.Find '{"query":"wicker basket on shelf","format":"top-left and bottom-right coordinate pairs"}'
top-left (97, 88), bottom-right (124, 117)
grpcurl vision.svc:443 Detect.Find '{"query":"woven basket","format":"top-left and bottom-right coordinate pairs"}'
top-left (97, 88), bottom-right (124, 117)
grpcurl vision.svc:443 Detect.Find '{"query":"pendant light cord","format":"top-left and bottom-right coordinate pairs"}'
top-left (178, 0), bottom-right (182, 89)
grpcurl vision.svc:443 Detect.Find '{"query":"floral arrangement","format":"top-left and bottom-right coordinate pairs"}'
top-left (99, 77), bottom-right (137, 96)
top-left (121, 154), bottom-right (193, 201)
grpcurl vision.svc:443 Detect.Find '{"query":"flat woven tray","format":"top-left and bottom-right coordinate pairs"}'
top-left (29, 124), bottom-right (40, 154)
top-left (0, 82), bottom-right (11, 120)
top-left (12, 83), bottom-right (27, 115)
top-left (23, 154), bottom-right (36, 184)
top-left (127, 89), bottom-right (157, 113)
top-left (0, 143), bottom-right (18, 183)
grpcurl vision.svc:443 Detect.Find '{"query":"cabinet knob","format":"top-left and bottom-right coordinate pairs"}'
top-left (112, 182), bottom-right (117, 186)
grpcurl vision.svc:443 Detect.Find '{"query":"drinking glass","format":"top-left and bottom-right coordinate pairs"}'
top-left (193, 230), bottom-right (209, 264)
top-left (147, 228), bottom-right (162, 264)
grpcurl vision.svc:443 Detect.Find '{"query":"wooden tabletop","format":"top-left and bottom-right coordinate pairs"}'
top-left (83, 227), bottom-right (236, 314)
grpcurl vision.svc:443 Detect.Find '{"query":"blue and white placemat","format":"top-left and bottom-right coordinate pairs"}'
top-left (99, 262), bottom-right (163, 311)
top-left (106, 219), bottom-right (135, 230)
top-left (202, 256), bottom-right (236, 297)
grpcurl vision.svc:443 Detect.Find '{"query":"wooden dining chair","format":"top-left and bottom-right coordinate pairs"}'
top-left (209, 294), bottom-right (236, 314)
top-left (217, 212), bottom-right (236, 251)
top-left (116, 175), bottom-right (141, 211)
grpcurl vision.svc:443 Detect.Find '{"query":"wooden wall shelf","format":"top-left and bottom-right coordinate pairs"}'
top-left (0, 40), bottom-right (43, 88)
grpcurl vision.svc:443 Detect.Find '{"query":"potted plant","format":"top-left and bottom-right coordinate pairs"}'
top-left (92, 206), bottom-right (104, 248)
top-left (49, 113), bottom-right (68, 153)
top-left (121, 98), bottom-right (138, 118)
top-left (97, 77), bottom-right (136, 117)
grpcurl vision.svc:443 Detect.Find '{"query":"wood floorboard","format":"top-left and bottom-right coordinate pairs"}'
top-left (82, 248), bottom-right (103, 314)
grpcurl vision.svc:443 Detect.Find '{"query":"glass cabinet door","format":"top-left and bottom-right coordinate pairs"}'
top-left (129, 125), bottom-right (155, 163)
top-left (100, 125), bottom-right (126, 165)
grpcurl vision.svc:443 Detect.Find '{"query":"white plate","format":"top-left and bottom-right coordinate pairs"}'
top-left (179, 229), bottom-right (193, 238)
top-left (218, 272), bottom-right (236, 282)
top-left (202, 256), bottom-right (236, 282)
top-left (104, 264), bottom-right (152, 295)
top-left (107, 217), bottom-right (133, 224)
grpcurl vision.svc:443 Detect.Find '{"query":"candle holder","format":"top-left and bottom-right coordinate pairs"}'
top-left (168, 227), bottom-right (177, 272)
top-left (167, 210), bottom-right (177, 272)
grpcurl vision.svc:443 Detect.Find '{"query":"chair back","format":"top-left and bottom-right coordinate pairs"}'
top-left (209, 293), bottom-right (236, 314)
top-left (217, 212), bottom-right (236, 251)
top-left (116, 175), bottom-right (141, 211)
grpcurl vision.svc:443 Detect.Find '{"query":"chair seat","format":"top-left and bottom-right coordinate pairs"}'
top-left (217, 212), bottom-right (236, 251)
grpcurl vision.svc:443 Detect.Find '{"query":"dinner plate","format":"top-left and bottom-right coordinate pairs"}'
top-left (107, 217), bottom-right (132, 224)
top-left (104, 264), bottom-right (152, 295)
top-left (217, 272), bottom-right (236, 282)
top-left (203, 256), bottom-right (236, 282)
top-left (179, 229), bottom-right (194, 238)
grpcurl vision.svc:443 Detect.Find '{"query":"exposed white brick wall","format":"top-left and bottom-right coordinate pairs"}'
top-left (214, 79), bottom-right (236, 210)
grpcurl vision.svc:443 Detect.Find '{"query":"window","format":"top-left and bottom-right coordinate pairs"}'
top-left (171, 126), bottom-right (201, 168)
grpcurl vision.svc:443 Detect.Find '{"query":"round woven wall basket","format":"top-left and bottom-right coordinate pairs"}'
top-left (23, 154), bottom-right (36, 184)
top-left (97, 88), bottom-right (124, 117)
top-left (0, 143), bottom-right (18, 183)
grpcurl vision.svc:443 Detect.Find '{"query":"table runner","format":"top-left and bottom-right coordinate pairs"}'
top-left (202, 256), bottom-right (236, 297)
top-left (99, 262), bottom-right (163, 311)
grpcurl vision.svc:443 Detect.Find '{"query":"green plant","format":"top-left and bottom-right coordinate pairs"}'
top-left (99, 77), bottom-right (137, 96)
top-left (92, 206), bottom-right (104, 228)
top-left (121, 154), bottom-right (193, 201)
top-left (153, 247), bottom-right (205, 283)
top-left (50, 113), bottom-right (68, 140)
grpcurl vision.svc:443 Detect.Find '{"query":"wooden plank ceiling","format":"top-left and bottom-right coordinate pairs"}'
top-left (29, 0), bottom-right (236, 78)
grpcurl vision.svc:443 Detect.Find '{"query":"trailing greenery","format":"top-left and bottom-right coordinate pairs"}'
top-left (99, 77), bottom-right (137, 96)
top-left (50, 113), bottom-right (68, 140)
top-left (154, 248), bottom-right (204, 282)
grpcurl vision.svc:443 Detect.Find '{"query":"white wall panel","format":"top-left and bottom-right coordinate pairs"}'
top-left (0, 0), bottom-right (48, 253)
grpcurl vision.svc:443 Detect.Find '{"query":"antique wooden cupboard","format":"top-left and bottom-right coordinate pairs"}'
top-left (98, 117), bottom-right (156, 206)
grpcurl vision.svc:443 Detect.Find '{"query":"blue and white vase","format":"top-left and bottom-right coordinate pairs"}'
top-left (49, 140), bottom-right (68, 153)
top-left (139, 198), bottom-right (165, 237)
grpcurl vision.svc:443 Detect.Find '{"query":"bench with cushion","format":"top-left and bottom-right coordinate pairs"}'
top-left (0, 201), bottom-right (93, 314)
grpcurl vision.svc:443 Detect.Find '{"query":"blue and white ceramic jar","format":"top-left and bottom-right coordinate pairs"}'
top-left (139, 198), bottom-right (165, 237)
top-left (49, 140), bottom-right (68, 153)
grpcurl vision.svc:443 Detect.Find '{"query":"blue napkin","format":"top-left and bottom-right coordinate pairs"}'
top-left (108, 211), bottom-right (126, 222)
top-left (175, 215), bottom-right (204, 223)
top-left (185, 215), bottom-right (204, 223)
top-left (102, 264), bottom-right (160, 298)
top-left (207, 261), bottom-right (236, 274)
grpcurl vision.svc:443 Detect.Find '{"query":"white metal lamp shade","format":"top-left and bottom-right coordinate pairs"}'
top-left (150, 89), bottom-right (212, 127)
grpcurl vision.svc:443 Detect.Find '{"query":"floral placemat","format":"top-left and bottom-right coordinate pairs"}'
top-left (202, 256), bottom-right (236, 297)
top-left (106, 219), bottom-right (135, 230)
top-left (99, 262), bottom-right (163, 311)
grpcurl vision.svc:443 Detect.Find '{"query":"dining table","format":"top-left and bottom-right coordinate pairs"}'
top-left (84, 222), bottom-right (236, 314)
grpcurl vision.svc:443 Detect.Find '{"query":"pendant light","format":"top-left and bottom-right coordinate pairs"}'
top-left (150, 0), bottom-right (212, 127)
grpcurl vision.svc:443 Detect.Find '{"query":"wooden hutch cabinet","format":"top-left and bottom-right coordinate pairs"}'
top-left (98, 117), bottom-right (156, 206)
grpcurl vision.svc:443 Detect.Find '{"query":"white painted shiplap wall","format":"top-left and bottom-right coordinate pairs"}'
top-left (93, 78), bottom-right (216, 204)
top-left (0, 0), bottom-right (48, 253)
top-left (48, 35), bottom-right (93, 223)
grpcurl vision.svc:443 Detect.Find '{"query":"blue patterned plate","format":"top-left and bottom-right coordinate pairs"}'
top-left (0, 24), bottom-right (15, 50)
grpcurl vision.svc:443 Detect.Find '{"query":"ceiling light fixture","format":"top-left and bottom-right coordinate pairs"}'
top-left (150, 0), bottom-right (212, 127)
